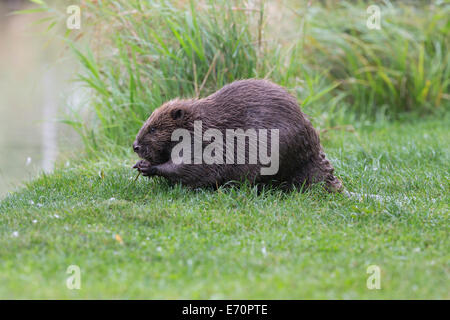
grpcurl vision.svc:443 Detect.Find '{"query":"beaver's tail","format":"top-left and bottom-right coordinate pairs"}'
top-left (311, 149), bottom-right (343, 193)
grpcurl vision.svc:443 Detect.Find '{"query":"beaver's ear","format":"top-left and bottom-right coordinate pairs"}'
top-left (170, 108), bottom-right (186, 121)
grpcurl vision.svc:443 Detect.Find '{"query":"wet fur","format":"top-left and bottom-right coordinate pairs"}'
top-left (133, 79), bottom-right (342, 192)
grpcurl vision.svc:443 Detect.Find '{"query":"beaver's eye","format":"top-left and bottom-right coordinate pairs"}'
top-left (149, 127), bottom-right (156, 134)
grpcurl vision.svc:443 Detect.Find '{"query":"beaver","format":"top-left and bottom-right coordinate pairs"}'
top-left (133, 79), bottom-right (342, 192)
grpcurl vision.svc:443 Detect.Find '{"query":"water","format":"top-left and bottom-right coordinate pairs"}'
top-left (0, 2), bottom-right (79, 198)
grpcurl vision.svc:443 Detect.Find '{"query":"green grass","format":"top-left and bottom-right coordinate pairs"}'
top-left (6, 0), bottom-right (449, 299)
top-left (1, 118), bottom-right (448, 299)
top-left (30, 0), bottom-right (449, 153)
top-left (302, 1), bottom-right (450, 118)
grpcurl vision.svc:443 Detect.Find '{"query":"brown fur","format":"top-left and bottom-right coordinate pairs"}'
top-left (133, 79), bottom-right (342, 192)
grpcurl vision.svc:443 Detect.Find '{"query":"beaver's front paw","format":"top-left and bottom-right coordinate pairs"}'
top-left (133, 160), bottom-right (157, 177)
top-left (133, 159), bottom-right (150, 170)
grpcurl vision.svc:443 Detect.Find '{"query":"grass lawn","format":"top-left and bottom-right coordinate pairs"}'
top-left (0, 117), bottom-right (448, 299)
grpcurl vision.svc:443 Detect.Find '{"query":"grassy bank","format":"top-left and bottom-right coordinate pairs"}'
top-left (1, 118), bottom-right (448, 299)
top-left (30, 0), bottom-right (449, 152)
top-left (1, 0), bottom-right (448, 299)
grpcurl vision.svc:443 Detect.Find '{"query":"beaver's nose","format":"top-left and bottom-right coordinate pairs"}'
top-left (133, 142), bottom-right (140, 153)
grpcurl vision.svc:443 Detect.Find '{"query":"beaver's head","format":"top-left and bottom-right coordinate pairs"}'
top-left (133, 99), bottom-right (194, 165)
